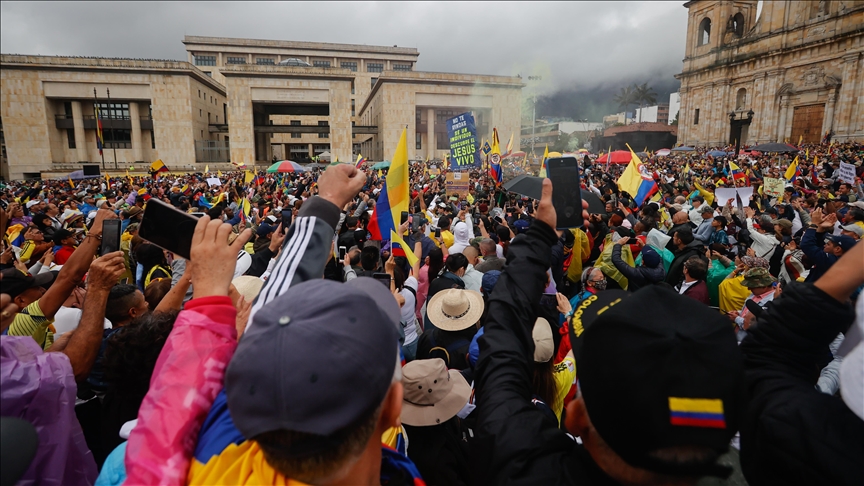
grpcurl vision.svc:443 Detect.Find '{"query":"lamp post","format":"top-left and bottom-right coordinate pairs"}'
top-left (728, 109), bottom-right (755, 156)
top-left (528, 75), bottom-right (542, 158)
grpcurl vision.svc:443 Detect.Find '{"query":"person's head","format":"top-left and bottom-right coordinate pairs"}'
top-left (462, 246), bottom-right (480, 266)
top-left (565, 287), bottom-right (744, 484)
top-left (640, 245), bottom-right (662, 269)
top-left (23, 226), bottom-right (44, 242)
top-left (581, 267), bottom-right (607, 291)
top-left (605, 201), bottom-right (615, 214)
top-left (699, 206), bottom-right (714, 219)
top-left (673, 227), bottom-right (694, 248)
top-left (344, 216), bottom-right (359, 230)
top-left (104, 284), bottom-right (149, 327)
top-left (711, 216), bottom-right (727, 229)
top-left (478, 238), bottom-right (496, 257)
top-left (225, 278), bottom-right (403, 484)
top-left (838, 182), bottom-right (853, 195)
top-left (31, 213), bottom-right (52, 231)
top-left (359, 246), bottom-right (380, 271)
top-left (143, 277), bottom-right (172, 310)
top-left (45, 203), bottom-right (60, 217)
top-left (400, 358), bottom-right (471, 427)
top-left (672, 211), bottom-right (689, 225)
top-left (437, 215), bottom-right (451, 231)
top-left (0, 268), bottom-right (55, 309)
top-left (52, 228), bottom-right (76, 247)
top-left (845, 208), bottom-right (864, 225)
top-left (427, 288), bottom-right (484, 334)
top-left (346, 248), bottom-right (361, 266)
top-left (824, 234), bottom-right (856, 257)
top-left (134, 243), bottom-right (167, 270)
top-left (531, 317), bottom-right (557, 408)
top-left (741, 267), bottom-right (776, 295)
top-left (840, 224), bottom-right (864, 240)
top-left (682, 256), bottom-right (707, 282)
top-left (444, 253), bottom-right (469, 277)
top-left (692, 196), bottom-right (704, 209)
top-left (103, 310), bottom-right (178, 397)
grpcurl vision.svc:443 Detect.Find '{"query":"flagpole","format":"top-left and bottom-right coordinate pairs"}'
top-left (106, 88), bottom-right (119, 170)
top-left (94, 88), bottom-right (105, 170)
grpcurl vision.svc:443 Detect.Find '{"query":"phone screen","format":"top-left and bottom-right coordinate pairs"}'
top-left (339, 246), bottom-right (346, 259)
top-left (372, 272), bottom-right (391, 288)
top-left (100, 219), bottom-right (122, 255)
top-left (546, 156), bottom-right (584, 229)
top-left (539, 293), bottom-right (558, 307)
top-left (139, 199), bottom-right (200, 259)
top-left (434, 228), bottom-right (441, 238)
top-left (400, 211), bottom-right (409, 225)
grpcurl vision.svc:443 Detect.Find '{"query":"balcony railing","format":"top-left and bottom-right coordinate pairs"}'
top-left (54, 114), bottom-right (152, 130)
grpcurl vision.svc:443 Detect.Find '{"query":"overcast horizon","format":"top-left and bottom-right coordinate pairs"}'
top-left (1, 1), bottom-right (690, 120)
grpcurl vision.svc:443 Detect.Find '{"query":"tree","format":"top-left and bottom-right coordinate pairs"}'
top-left (633, 83), bottom-right (657, 123)
top-left (671, 110), bottom-right (679, 126)
top-left (613, 86), bottom-right (636, 125)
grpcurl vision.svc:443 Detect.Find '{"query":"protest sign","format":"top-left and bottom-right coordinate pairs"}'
top-left (763, 177), bottom-right (784, 198)
top-left (715, 187), bottom-right (754, 207)
top-left (207, 177), bottom-right (222, 187)
top-left (447, 112), bottom-right (481, 170)
top-left (837, 162), bottom-right (857, 184)
top-left (445, 171), bottom-right (470, 198)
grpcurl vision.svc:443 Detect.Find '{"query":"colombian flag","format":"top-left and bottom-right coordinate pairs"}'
top-left (488, 128), bottom-right (503, 185)
top-left (668, 397), bottom-right (726, 429)
top-left (95, 105), bottom-right (105, 156)
top-left (368, 128), bottom-right (410, 240)
top-left (355, 154), bottom-right (367, 168)
top-left (729, 161), bottom-right (747, 184)
top-left (149, 159), bottom-right (169, 177)
top-left (785, 156), bottom-right (801, 183)
top-left (617, 144), bottom-right (657, 206)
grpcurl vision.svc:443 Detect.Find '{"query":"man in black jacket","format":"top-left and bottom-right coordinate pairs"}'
top-left (665, 227), bottom-right (706, 287)
top-left (739, 240), bottom-right (863, 485)
top-left (610, 236), bottom-right (665, 291)
top-left (474, 180), bottom-right (744, 485)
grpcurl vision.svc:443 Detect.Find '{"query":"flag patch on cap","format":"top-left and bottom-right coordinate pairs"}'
top-left (668, 397), bottom-right (726, 428)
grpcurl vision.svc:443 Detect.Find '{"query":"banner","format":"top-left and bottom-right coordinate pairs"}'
top-left (447, 112), bottom-right (481, 170)
top-left (837, 162), bottom-right (857, 184)
top-left (763, 177), bottom-right (784, 198)
top-left (445, 171), bottom-right (470, 198)
top-left (714, 187), bottom-right (754, 207)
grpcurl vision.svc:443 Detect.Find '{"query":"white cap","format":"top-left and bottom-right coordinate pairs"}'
top-left (25, 200), bottom-right (40, 208)
top-left (532, 318), bottom-right (554, 363)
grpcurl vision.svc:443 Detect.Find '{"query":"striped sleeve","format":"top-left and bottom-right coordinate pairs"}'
top-left (8, 300), bottom-right (52, 348)
top-left (19, 240), bottom-right (36, 263)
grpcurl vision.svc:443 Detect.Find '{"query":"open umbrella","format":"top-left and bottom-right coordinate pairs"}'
top-left (67, 170), bottom-right (87, 180)
top-left (655, 149), bottom-right (672, 156)
top-left (749, 143), bottom-right (800, 153)
top-left (266, 160), bottom-right (308, 173)
top-left (372, 160), bottom-right (391, 170)
top-left (705, 150), bottom-right (729, 158)
top-left (671, 146), bottom-right (696, 152)
top-left (502, 175), bottom-right (605, 213)
top-left (595, 150), bottom-right (632, 164)
top-left (317, 151), bottom-right (333, 160)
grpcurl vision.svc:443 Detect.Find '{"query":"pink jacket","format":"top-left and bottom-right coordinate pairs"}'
top-left (124, 296), bottom-right (237, 486)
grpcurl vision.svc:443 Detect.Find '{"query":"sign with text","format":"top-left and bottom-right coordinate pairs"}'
top-left (447, 112), bottom-right (481, 170)
top-left (763, 177), bottom-right (784, 198)
top-left (837, 162), bottom-right (857, 184)
top-left (445, 171), bottom-right (471, 199)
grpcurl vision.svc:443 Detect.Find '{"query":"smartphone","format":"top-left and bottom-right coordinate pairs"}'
top-left (339, 246), bottom-right (347, 259)
top-left (190, 212), bottom-right (206, 218)
top-left (400, 211), bottom-right (409, 225)
top-left (626, 238), bottom-right (638, 244)
top-left (434, 227), bottom-right (441, 238)
top-left (539, 293), bottom-right (558, 307)
top-left (372, 272), bottom-right (392, 288)
top-left (139, 198), bottom-right (200, 259)
top-left (546, 156), bottom-right (584, 229)
top-left (100, 219), bottom-right (122, 255)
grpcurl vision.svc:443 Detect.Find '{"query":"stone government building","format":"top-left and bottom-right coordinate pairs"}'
top-left (675, 0), bottom-right (864, 147)
top-left (0, 36), bottom-right (523, 180)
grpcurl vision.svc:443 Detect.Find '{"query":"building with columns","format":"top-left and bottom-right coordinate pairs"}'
top-left (1, 36), bottom-right (522, 180)
top-left (675, 0), bottom-right (864, 147)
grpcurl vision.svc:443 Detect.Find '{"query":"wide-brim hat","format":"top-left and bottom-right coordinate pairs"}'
top-left (401, 358), bottom-right (471, 426)
top-left (426, 289), bottom-right (484, 331)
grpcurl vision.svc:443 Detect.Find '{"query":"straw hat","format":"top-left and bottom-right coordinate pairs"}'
top-left (533, 318), bottom-right (554, 363)
top-left (426, 289), bottom-right (484, 332)
top-left (401, 358), bottom-right (471, 426)
top-left (231, 276), bottom-right (264, 302)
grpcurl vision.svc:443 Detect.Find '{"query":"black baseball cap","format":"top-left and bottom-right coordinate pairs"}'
top-left (1, 268), bottom-right (56, 299)
top-left (569, 286), bottom-right (744, 478)
top-left (226, 277), bottom-right (400, 442)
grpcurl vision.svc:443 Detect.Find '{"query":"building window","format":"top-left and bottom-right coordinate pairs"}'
top-left (341, 61), bottom-right (357, 71)
top-left (313, 60), bottom-right (331, 68)
top-left (393, 63), bottom-right (412, 72)
top-left (256, 58), bottom-right (275, 65)
top-left (226, 56), bottom-right (246, 64)
top-left (103, 129), bottom-right (132, 149)
top-left (291, 120), bottom-right (301, 139)
top-left (318, 121), bottom-right (329, 139)
top-left (736, 88), bottom-right (747, 110)
top-left (371, 77), bottom-right (378, 88)
top-left (731, 13), bottom-right (745, 37)
top-left (416, 133), bottom-right (422, 150)
top-left (95, 102), bottom-right (130, 120)
top-left (198, 90), bottom-right (201, 98)
top-left (698, 18), bottom-right (711, 46)
top-left (63, 102), bottom-right (73, 118)
top-left (367, 62), bottom-right (384, 73)
top-left (351, 99), bottom-right (356, 117)
top-left (67, 129), bottom-right (76, 149)
top-left (151, 130), bottom-right (156, 149)
top-left (194, 55), bottom-right (216, 66)
top-left (200, 109), bottom-right (203, 117)
top-left (694, 108), bottom-right (700, 125)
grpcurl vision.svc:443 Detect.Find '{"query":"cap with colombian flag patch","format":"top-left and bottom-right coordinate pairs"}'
top-left (568, 286), bottom-right (744, 478)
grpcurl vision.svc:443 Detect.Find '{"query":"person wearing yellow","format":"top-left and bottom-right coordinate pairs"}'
top-left (531, 318), bottom-right (576, 425)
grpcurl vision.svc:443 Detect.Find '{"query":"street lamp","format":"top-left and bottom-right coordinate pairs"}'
top-left (527, 75), bottom-right (542, 156)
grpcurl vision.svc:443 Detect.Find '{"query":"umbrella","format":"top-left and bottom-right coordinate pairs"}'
top-left (671, 146), bottom-right (696, 152)
top-left (749, 143), bottom-right (800, 153)
top-left (266, 160), bottom-right (309, 173)
top-left (705, 150), bottom-right (729, 158)
top-left (67, 170), bottom-right (87, 180)
top-left (595, 150), bottom-right (632, 164)
top-left (636, 152), bottom-right (650, 159)
top-left (372, 160), bottom-right (391, 170)
top-left (317, 151), bottom-right (333, 159)
top-left (502, 175), bottom-right (605, 213)
top-left (504, 151), bottom-right (526, 159)
top-left (655, 149), bottom-right (672, 156)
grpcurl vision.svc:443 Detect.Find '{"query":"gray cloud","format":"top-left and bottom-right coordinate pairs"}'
top-left (2, 1), bottom-right (688, 116)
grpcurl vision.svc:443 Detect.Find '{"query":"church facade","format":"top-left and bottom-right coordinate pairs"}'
top-left (675, 0), bottom-right (864, 147)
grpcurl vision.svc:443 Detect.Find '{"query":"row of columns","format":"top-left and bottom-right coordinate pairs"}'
top-left (68, 100), bottom-right (145, 163)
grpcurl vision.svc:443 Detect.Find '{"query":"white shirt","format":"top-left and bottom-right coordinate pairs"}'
top-left (400, 276), bottom-right (419, 345)
top-left (462, 264), bottom-right (484, 292)
top-left (52, 306), bottom-right (112, 337)
top-left (678, 279), bottom-right (698, 295)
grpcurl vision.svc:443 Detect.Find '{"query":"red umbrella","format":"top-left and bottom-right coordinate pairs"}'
top-left (595, 150), bottom-right (633, 164)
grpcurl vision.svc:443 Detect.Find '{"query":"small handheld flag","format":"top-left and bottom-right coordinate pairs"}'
top-left (355, 154), bottom-right (367, 168)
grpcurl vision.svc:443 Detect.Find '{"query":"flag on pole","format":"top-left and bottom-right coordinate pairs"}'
top-left (617, 144), bottom-right (658, 206)
top-left (784, 156), bottom-right (800, 182)
top-left (811, 156), bottom-right (820, 185)
top-left (729, 161), bottom-right (747, 183)
top-left (245, 170), bottom-right (255, 184)
top-left (149, 159), bottom-right (169, 177)
top-left (482, 139), bottom-right (492, 155)
top-left (539, 144), bottom-right (549, 178)
top-left (355, 154), bottom-right (367, 168)
top-left (505, 133), bottom-right (514, 155)
top-left (217, 170), bottom-right (223, 178)
top-left (390, 230), bottom-right (419, 268)
top-left (368, 128), bottom-right (409, 240)
top-left (797, 134), bottom-right (803, 147)
top-left (489, 128), bottom-right (503, 185)
top-left (95, 105), bottom-right (105, 156)
top-left (682, 163), bottom-right (691, 177)
top-left (68, 176), bottom-right (75, 189)
top-left (204, 165), bottom-right (210, 174)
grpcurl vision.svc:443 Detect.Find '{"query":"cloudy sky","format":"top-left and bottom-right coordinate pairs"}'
top-left (1, 1), bottom-right (690, 119)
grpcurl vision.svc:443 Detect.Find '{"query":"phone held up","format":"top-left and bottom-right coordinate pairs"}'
top-left (138, 199), bottom-right (201, 260)
top-left (100, 219), bottom-right (122, 256)
top-left (372, 272), bottom-right (392, 288)
top-left (546, 156), bottom-right (584, 229)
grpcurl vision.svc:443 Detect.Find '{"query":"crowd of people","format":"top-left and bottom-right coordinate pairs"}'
top-left (0, 139), bottom-right (862, 485)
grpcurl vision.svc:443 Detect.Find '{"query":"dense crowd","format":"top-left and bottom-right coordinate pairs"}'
top-left (1, 140), bottom-right (862, 486)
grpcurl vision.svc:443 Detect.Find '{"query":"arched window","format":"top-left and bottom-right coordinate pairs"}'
top-left (698, 18), bottom-right (712, 46)
top-left (736, 88), bottom-right (747, 110)
top-left (732, 13), bottom-right (745, 36)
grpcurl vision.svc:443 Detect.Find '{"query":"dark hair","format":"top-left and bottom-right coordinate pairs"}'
top-left (427, 248), bottom-right (444, 280)
top-left (31, 213), bottom-right (51, 229)
top-left (360, 246), bottom-right (380, 271)
top-left (495, 226), bottom-right (511, 257)
top-left (532, 360), bottom-right (557, 414)
top-left (393, 264), bottom-right (406, 291)
top-left (674, 227), bottom-right (694, 245)
top-left (144, 278), bottom-right (172, 311)
top-left (445, 253), bottom-right (469, 273)
top-left (344, 216), bottom-right (358, 229)
top-left (104, 284), bottom-right (141, 325)
top-left (713, 215), bottom-right (727, 227)
top-left (207, 205), bottom-right (224, 220)
top-left (684, 256), bottom-right (707, 280)
top-left (348, 249), bottom-right (361, 266)
top-left (438, 216), bottom-right (451, 229)
top-left (135, 243), bottom-right (167, 269)
top-left (103, 310), bottom-right (178, 399)
top-left (848, 208), bottom-right (864, 222)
